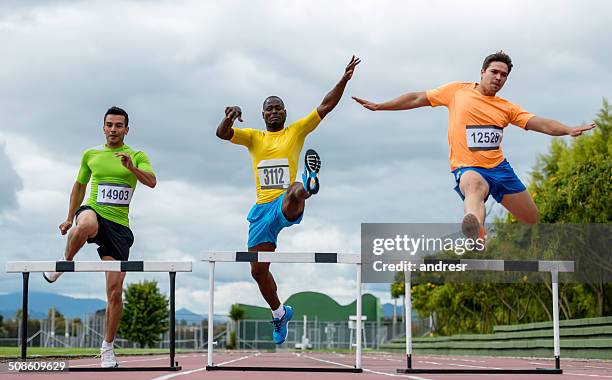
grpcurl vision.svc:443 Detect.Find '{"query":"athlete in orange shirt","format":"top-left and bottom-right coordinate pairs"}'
top-left (353, 51), bottom-right (595, 239)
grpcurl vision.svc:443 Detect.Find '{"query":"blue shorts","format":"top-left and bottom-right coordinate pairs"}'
top-left (247, 193), bottom-right (303, 249)
top-left (452, 159), bottom-right (526, 203)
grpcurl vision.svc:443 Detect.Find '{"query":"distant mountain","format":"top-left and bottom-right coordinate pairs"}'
top-left (176, 308), bottom-right (229, 324)
top-left (0, 292), bottom-right (106, 319)
top-left (0, 292), bottom-right (228, 323)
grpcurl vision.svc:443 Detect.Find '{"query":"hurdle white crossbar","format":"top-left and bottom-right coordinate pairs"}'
top-left (6, 260), bottom-right (192, 273)
top-left (6, 260), bottom-right (192, 372)
top-left (201, 251), bottom-right (363, 373)
top-left (397, 259), bottom-right (574, 375)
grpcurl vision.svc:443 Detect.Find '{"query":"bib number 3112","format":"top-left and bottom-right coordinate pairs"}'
top-left (466, 125), bottom-right (503, 151)
top-left (97, 183), bottom-right (133, 207)
top-left (257, 159), bottom-right (290, 190)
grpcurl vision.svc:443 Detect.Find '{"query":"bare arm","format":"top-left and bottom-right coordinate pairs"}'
top-left (216, 106), bottom-right (243, 140)
top-left (131, 167), bottom-right (157, 188)
top-left (114, 153), bottom-right (157, 188)
top-left (352, 91), bottom-right (431, 111)
top-left (59, 181), bottom-right (87, 235)
top-left (317, 56), bottom-right (361, 119)
top-left (525, 116), bottom-right (596, 137)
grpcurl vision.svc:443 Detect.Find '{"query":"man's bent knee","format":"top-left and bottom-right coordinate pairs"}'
top-left (460, 175), bottom-right (488, 198)
top-left (72, 223), bottom-right (97, 240)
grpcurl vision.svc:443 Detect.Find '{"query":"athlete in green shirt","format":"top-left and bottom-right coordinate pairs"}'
top-left (43, 106), bottom-right (156, 368)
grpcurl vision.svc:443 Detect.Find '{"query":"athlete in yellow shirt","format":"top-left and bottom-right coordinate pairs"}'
top-left (354, 51), bottom-right (595, 240)
top-left (216, 56), bottom-right (360, 344)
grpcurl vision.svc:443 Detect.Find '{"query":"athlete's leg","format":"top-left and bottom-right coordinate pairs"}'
top-left (458, 170), bottom-right (489, 240)
top-left (500, 190), bottom-right (539, 224)
top-left (102, 256), bottom-right (127, 343)
top-left (65, 210), bottom-right (99, 260)
top-left (458, 170), bottom-right (489, 224)
top-left (44, 209), bottom-right (99, 283)
top-left (249, 242), bottom-right (281, 310)
top-left (281, 182), bottom-right (310, 222)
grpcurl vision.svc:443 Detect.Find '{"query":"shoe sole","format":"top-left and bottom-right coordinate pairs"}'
top-left (305, 149), bottom-right (321, 173)
top-left (304, 149), bottom-right (321, 194)
top-left (461, 213), bottom-right (480, 241)
top-left (42, 273), bottom-right (56, 283)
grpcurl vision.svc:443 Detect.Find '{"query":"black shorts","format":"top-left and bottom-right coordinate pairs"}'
top-left (75, 205), bottom-right (134, 261)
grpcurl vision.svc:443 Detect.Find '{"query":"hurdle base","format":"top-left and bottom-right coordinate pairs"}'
top-left (68, 365), bottom-right (182, 372)
top-left (207, 365), bottom-right (362, 373)
top-left (396, 367), bottom-right (562, 374)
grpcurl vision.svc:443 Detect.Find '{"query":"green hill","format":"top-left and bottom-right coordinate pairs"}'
top-left (237, 291), bottom-right (380, 322)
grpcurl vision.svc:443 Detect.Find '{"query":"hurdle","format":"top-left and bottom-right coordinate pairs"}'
top-left (396, 259), bottom-right (574, 375)
top-left (201, 251), bottom-right (363, 373)
top-left (6, 260), bottom-right (192, 372)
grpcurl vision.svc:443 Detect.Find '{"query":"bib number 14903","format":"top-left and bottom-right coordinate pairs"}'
top-left (466, 125), bottom-right (503, 151)
top-left (97, 183), bottom-right (133, 206)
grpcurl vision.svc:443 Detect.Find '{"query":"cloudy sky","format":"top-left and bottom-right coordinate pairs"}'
top-left (0, 0), bottom-right (609, 317)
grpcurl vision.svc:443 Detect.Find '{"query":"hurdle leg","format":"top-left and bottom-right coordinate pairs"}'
top-left (207, 261), bottom-right (215, 367)
top-left (552, 270), bottom-right (560, 369)
top-left (404, 269), bottom-right (412, 369)
top-left (355, 263), bottom-right (362, 369)
top-left (21, 272), bottom-right (29, 360)
top-left (169, 272), bottom-right (176, 368)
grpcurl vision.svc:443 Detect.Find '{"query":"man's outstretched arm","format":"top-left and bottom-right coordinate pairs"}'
top-left (526, 117), bottom-right (597, 137)
top-left (353, 91), bottom-right (431, 111)
top-left (317, 56), bottom-right (361, 119)
top-left (216, 106), bottom-right (243, 140)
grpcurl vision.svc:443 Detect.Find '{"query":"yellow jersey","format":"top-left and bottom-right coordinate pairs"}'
top-left (230, 109), bottom-right (321, 204)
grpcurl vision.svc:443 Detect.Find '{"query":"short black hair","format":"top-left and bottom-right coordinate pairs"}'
top-left (482, 51), bottom-right (513, 73)
top-left (104, 106), bottom-right (129, 126)
top-left (262, 96), bottom-right (284, 109)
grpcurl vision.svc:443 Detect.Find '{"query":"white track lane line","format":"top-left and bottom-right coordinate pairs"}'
top-left (564, 373), bottom-right (612, 378)
top-left (299, 354), bottom-right (433, 380)
top-left (420, 360), bottom-right (502, 370)
top-left (149, 353), bottom-right (259, 380)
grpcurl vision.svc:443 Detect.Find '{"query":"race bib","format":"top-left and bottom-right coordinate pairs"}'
top-left (466, 125), bottom-right (503, 151)
top-left (257, 159), bottom-right (290, 190)
top-left (96, 183), bottom-right (133, 207)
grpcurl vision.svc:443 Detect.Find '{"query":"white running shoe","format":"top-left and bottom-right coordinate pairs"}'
top-left (100, 347), bottom-right (118, 368)
top-left (43, 258), bottom-right (66, 283)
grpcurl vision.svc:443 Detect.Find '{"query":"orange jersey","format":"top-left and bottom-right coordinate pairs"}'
top-left (426, 82), bottom-right (534, 170)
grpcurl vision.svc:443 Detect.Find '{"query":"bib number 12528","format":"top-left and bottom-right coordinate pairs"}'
top-left (466, 125), bottom-right (503, 151)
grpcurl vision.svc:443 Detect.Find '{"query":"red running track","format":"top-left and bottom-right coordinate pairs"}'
top-left (1, 351), bottom-right (611, 380)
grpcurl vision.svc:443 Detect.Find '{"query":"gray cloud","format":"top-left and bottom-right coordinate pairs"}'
top-left (0, 143), bottom-right (22, 213)
top-left (0, 0), bottom-right (609, 310)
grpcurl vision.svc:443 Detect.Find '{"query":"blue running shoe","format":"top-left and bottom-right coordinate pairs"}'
top-left (301, 149), bottom-right (321, 195)
top-left (271, 305), bottom-right (293, 344)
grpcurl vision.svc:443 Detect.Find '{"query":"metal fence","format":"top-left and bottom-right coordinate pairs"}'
top-left (2, 314), bottom-right (228, 350)
top-left (236, 319), bottom-right (386, 350)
